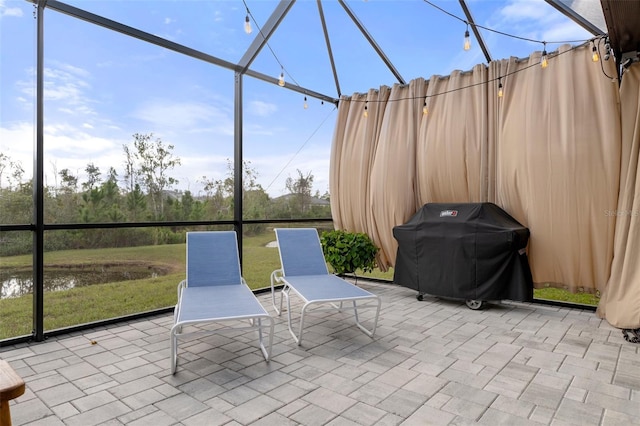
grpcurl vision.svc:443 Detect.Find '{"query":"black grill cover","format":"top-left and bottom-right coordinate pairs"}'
top-left (393, 202), bottom-right (533, 301)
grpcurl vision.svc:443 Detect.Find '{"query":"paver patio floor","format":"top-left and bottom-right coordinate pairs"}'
top-left (2, 281), bottom-right (639, 425)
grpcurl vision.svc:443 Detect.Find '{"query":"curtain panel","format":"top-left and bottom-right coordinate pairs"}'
top-left (416, 65), bottom-right (488, 206)
top-left (368, 80), bottom-right (423, 268)
top-left (493, 44), bottom-right (621, 295)
top-left (597, 63), bottom-right (640, 329)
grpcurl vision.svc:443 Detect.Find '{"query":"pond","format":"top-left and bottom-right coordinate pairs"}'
top-left (0, 264), bottom-right (167, 299)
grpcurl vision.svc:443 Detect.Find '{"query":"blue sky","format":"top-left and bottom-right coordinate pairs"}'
top-left (0, 0), bottom-right (598, 197)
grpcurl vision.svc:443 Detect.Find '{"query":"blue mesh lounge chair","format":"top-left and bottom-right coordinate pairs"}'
top-left (170, 231), bottom-right (274, 374)
top-left (270, 228), bottom-right (381, 346)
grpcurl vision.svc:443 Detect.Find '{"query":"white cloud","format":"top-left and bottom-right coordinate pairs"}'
top-left (0, 122), bottom-right (33, 163)
top-left (500, 0), bottom-right (549, 21)
top-left (540, 21), bottom-right (592, 45)
top-left (0, 0), bottom-right (23, 18)
top-left (173, 152), bottom-right (232, 191)
top-left (244, 123), bottom-right (276, 137)
top-left (131, 100), bottom-right (233, 133)
top-left (172, 148), bottom-right (332, 199)
top-left (164, 17), bottom-right (175, 25)
top-left (44, 123), bottom-right (118, 154)
top-left (248, 100), bottom-right (278, 117)
top-left (0, 120), bottom-right (124, 188)
top-left (17, 63), bottom-right (97, 117)
top-left (253, 144), bottom-right (331, 197)
top-left (497, 0), bottom-right (592, 44)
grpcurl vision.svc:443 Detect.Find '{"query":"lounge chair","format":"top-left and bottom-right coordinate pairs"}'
top-left (170, 231), bottom-right (273, 374)
top-left (270, 228), bottom-right (381, 346)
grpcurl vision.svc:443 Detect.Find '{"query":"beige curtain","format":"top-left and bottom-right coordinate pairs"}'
top-left (329, 95), bottom-right (351, 231)
top-left (329, 89), bottom-right (390, 234)
top-left (598, 63), bottom-right (640, 329)
top-left (369, 80), bottom-right (424, 268)
top-left (416, 65), bottom-right (488, 205)
top-left (493, 44), bottom-right (621, 293)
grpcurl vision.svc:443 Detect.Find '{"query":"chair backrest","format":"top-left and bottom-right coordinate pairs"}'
top-left (186, 231), bottom-right (242, 287)
top-left (275, 228), bottom-right (329, 277)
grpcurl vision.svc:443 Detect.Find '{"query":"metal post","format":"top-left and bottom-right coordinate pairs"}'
top-left (234, 72), bottom-right (243, 265)
top-left (33, 0), bottom-right (46, 341)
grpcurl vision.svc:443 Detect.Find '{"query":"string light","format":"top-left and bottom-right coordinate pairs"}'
top-left (348, 40), bottom-right (603, 109)
top-left (464, 23), bottom-right (471, 51)
top-left (304, 96), bottom-right (308, 109)
top-left (422, 98), bottom-right (428, 115)
top-left (591, 42), bottom-right (599, 62)
top-left (363, 101), bottom-right (368, 118)
top-left (244, 13), bottom-right (252, 34)
top-left (242, 0), bottom-right (301, 90)
top-left (540, 42), bottom-right (548, 68)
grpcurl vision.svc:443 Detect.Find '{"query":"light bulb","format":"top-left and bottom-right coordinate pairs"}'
top-left (498, 82), bottom-right (503, 98)
top-left (304, 96), bottom-right (308, 109)
top-left (244, 15), bottom-right (252, 34)
top-left (541, 50), bottom-right (548, 68)
top-left (422, 101), bottom-right (428, 115)
top-left (464, 30), bottom-right (470, 51)
top-left (278, 71), bottom-right (285, 87)
top-left (592, 45), bottom-right (599, 62)
top-left (363, 104), bottom-right (368, 118)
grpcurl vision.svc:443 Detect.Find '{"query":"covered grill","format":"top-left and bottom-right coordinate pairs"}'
top-left (393, 202), bottom-right (533, 308)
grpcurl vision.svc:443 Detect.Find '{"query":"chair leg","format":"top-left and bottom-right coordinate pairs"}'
top-left (271, 286), bottom-right (280, 315)
top-left (284, 291), bottom-right (302, 345)
top-left (1, 400), bottom-right (12, 426)
top-left (353, 297), bottom-right (381, 338)
top-left (330, 301), bottom-right (344, 312)
top-left (257, 316), bottom-right (275, 361)
top-left (271, 284), bottom-right (289, 316)
top-left (279, 286), bottom-right (286, 316)
top-left (170, 325), bottom-right (179, 374)
top-left (271, 271), bottom-right (288, 316)
top-left (0, 360), bottom-right (24, 426)
top-left (297, 304), bottom-right (308, 346)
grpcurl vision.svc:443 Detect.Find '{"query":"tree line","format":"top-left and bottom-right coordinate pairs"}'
top-left (0, 133), bottom-right (331, 255)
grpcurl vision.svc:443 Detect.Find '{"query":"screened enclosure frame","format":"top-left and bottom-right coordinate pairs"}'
top-left (1, 0), bottom-right (620, 345)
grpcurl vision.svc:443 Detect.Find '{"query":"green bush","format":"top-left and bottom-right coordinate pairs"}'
top-left (320, 229), bottom-right (378, 275)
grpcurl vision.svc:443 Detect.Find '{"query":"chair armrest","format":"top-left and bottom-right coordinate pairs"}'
top-left (270, 269), bottom-right (284, 315)
top-left (176, 279), bottom-right (187, 301)
top-left (270, 269), bottom-right (284, 292)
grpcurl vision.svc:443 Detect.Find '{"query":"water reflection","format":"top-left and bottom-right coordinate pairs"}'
top-left (1, 267), bottom-right (163, 299)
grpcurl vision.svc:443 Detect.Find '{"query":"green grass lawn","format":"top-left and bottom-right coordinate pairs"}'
top-left (0, 231), bottom-right (599, 340)
top-left (0, 233), bottom-right (285, 339)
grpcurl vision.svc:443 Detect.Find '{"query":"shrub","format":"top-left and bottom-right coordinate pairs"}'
top-left (320, 229), bottom-right (378, 275)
